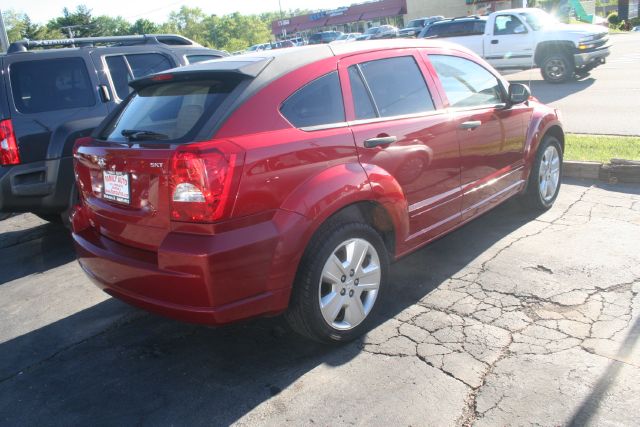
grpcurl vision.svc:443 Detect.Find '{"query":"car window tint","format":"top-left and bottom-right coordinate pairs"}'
top-left (9, 57), bottom-right (94, 114)
top-left (99, 78), bottom-right (239, 143)
top-left (348, 66), bottom-right (376, 120)
top-left (429, 55), bottom-right (503, 108)
top-left (186, 55), bottom-right (220, 64)
top-left (357, 56), bottom-right (434, 117)
top-left (280, 71), bottom-right (345, 128)
top-left (105, 54), bottom-right (173, 100)
top-left (127, 53), bottom-right (173, 78)
top-left (105, 55), bottom-right (132, 100)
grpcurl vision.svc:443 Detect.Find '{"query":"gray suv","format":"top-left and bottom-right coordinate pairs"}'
top-left (0, 34), bottom-right (226, 223)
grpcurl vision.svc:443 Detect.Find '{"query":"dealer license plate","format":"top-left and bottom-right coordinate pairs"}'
top-left (103, 171), bottom-right (130, 204)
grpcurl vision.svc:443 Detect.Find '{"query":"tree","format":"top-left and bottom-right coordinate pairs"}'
top-left (130, 19), bottom-right (159, 35)
top-left (93, 16), bottom-right (131, 36)
top-left (47, 5), bottom-right (94, 38)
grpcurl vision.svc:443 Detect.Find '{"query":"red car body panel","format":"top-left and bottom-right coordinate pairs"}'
top-left (72, 41), bottom-right (562, 325)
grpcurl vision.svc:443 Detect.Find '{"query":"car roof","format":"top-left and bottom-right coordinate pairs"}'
top-left (130, 39), bottom-right (475, 136)
top-left (432, 16), bottom-right (488, 25)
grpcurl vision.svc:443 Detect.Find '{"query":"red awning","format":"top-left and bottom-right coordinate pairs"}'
top-left (360, 8), bottom-right (403, 21)
top-left (297, 18), bottom-right (328, 31)
top-left (325, 13), bottom-right (363, 26)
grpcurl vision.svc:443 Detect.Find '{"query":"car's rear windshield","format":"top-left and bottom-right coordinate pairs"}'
top-left (98, 78), bottom-right (240, 143)
top-left (9, 57), bottom-right (95, 114)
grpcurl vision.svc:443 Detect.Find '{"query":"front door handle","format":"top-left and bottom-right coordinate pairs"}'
top-left (459, 121), bottom-right (482, 130)
top-left (364, 135), bottom-right (397, 148)
top-left (491, 39), bottom-right (499, 44)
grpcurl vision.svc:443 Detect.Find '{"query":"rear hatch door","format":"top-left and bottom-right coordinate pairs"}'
top-left (75, 69), bottom-right (253, 251)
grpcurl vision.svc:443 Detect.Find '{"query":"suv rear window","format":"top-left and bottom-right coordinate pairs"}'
top-left (105, 53), bottom-right (174, 100)
top-left (425, 20), bottom-right (485, 38)
top-left (10, 57), bottom-right (95, 114)
top-left (280, 71), bottom-right (345, 128)
top-left (99, 78), bottom-right (239, 143)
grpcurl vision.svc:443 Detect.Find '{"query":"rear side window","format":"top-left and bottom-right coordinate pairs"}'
top-left (354, 56), bottom-right (434, 118)
top-left (429, 55), bottom-right (503, 108)
top-left (425, 21), bottom-right (485, 38)
top-left (99, 78), bottom-right (239, 143)
top-left (10, 57), bottom-right (95, 114)
top-left (105, 53), bottom-right (174, 100)
top-left (280, 71), bottom-right (345, 128)
top-left (186, 55), bottom-right (221, 64)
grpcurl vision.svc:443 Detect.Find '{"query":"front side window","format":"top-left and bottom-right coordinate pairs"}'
top-left (429, 55), bottom-right (503, 108)
top-left (280, 71), bottom-right (345, 128)
top-left (494, 15), bottom-right (527, 35)
top-left (105, 53), bottom-right (174, 100)
top-left (10, 57), bottom-right (94, 114)
top-left (352, 56), bottom-right (434, 119)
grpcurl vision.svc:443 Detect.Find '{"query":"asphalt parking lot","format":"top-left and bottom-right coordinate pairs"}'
top-left (1, 178), bottom-right (639, 426)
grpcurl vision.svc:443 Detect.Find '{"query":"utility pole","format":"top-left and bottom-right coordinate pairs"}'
top-left (278, 0), bottom-right (286, 40)
top-left (0, 9), bottom-right (10, 54)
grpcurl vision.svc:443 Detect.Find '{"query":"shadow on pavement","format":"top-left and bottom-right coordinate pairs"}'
top-left (0, 222), bottom-right (76, 285)
top-left (0, 198), bottom-right (546, 424)
top-left (510, 77), bottom-right (596, 104)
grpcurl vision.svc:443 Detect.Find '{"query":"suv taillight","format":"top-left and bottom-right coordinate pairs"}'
top-left (169, 141), bottom-right (244, 223)
top-left (0, 119), bottom-right (20, 166)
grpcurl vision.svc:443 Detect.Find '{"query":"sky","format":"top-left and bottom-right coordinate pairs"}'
top-left (1, 0), bottom-right (353, 24)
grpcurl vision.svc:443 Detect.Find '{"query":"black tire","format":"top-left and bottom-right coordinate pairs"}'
top-left (285, 220), bottom-right (390, 344)
top-left (522, 135), bottom-right (563, 210)
top-left (540, 53), bottom-right (574, 83)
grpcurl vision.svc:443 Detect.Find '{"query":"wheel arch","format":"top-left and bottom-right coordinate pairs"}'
top-left (523, 113), bottom-right (565, 185)
top-left (279, 162), bottom-right (409, 261)
top-left (534, 41), bottom-right (575, 67)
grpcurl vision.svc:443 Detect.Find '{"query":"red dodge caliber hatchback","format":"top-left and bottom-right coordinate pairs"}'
top-left (72, 40), bottom-right (564, 343)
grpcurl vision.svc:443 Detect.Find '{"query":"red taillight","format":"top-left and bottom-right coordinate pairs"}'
top-left (169, 141), bottom-right (244, 223)
top-left (0, 119), bottom-right (20, 166)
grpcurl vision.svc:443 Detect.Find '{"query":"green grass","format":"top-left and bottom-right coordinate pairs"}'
top-left (565, 134), bottom-right (640, 163)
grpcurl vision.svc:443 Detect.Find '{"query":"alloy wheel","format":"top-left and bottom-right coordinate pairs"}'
top-left (538, 145), bottom-right (561, 202)
top-left (318, 238), bottom-right (381, 330)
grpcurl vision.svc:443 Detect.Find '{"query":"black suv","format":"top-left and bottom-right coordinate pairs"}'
top-left (419, 16), bottom-right (487, 39)
top-left (0, 34), bottom-right (226, 223)
top-left (308, 31), bottom-right (344, 44)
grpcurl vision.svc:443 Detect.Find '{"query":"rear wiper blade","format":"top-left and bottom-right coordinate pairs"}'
top-left (121, 129), bottom-right (169, 141)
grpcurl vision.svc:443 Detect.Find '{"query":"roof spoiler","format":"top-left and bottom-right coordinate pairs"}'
top-left (129, 57), bottom-right (274, 91)
top-left (7, 34), bottom-right (199, 53)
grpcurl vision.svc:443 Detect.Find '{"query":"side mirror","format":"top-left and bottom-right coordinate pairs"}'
top-left (513, 24), bottom-right (527, 34)
top-left (508, 83), bottom-right (531, 105)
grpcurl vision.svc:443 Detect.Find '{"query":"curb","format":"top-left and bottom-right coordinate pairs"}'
top-left (563, 160), bottom-right (640, 184)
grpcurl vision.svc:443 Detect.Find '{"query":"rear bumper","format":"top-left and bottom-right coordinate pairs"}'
top-left (72, 208), bottom-right (309, 325)
top-left (574, 45), bottom-right (610, 68)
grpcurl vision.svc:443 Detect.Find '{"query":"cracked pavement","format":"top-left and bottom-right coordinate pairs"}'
top-left (1, 178), bottom-right (639, 426)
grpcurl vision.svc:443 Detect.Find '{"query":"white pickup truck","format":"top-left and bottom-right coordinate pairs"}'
top-left (421, 8), bottom-right (610, 83)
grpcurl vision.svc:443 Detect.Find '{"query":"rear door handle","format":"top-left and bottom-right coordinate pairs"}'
top-left (491, 39), bottom-right (499, 44)
top-left (364, 136), bottom-right (397, 148)
top-left (459, 121), bottom-right (482, 130)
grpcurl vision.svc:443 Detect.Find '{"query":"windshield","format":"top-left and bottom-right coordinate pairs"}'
top-left (518, 9), bottom-right (558, 31)
top-left (336, 34), bottom-right (349, 40)
top-left (99, 79), bottom-right (239, 143)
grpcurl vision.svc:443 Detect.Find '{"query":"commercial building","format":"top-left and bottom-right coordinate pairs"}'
top-left (271, 0), bottom-right (525, 38)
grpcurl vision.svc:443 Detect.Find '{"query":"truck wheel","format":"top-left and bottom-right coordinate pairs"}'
top-left (540, 53), bottom-right (574, 83)
top-left (286, 221), bottom-right (389, 344)
top-left (522, 135), bottom-right (563, 210)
